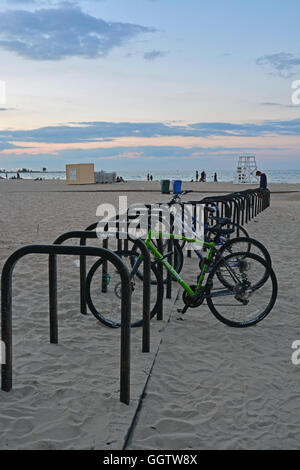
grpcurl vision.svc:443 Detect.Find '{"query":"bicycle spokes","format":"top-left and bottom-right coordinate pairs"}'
top-left (207, 252), bottom-right (277, 327)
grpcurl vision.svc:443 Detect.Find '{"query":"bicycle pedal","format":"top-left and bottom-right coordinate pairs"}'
top-left (177, 305), bottom-right (189, 315)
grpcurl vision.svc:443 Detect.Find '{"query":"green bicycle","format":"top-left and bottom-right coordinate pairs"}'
top-left (143, 224), bottom-right (277, 328)
top-left (85, 219), bottom-right (277, 328)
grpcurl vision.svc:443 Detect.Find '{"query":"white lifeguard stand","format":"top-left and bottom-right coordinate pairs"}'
top-left (235, 156), bottom-right (259, 184)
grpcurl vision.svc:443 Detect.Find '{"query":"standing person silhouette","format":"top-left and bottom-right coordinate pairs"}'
top-left (256, 170), bottom-right (267, 189)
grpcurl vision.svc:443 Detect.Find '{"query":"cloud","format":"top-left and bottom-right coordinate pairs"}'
top-left (0, 5), bottom-right (156, 60)
top-left (144, 49), bottom-right (167, 61)
top-left (1, 119), bottom-right (300, 165)
top-left (1, 119), bottom-right (300, 148)
top-left (5, 0), bottom-right (35, 3)
top-left (1, 123), bottom-right (299, 167)
top-left (6, 143), bottom-right (291, 166)
top-left (256, 52), bottom-right (300, 78)
top-left (260, 102), bottom-right (297, 109)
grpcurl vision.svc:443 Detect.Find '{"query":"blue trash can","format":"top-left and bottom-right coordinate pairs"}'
top-left (173, 180), bottom-right (182, 194)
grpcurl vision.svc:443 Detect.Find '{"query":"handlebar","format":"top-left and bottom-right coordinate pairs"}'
top-left (169, 190), bottom-right (193, 204)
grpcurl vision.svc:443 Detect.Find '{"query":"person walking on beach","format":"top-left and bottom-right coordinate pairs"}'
top-left (200, 170), bottom-right (206, 182)
top-left (196, 170), bottom-right (199, 182)
top-left (147, 173), bottom-right (150, 181)
top-left (256, 170), bottom-right (267, 189)
top-left (214, 172), bottom-right (218, 182)
top-left (150, 175), bottom-right (153, 181)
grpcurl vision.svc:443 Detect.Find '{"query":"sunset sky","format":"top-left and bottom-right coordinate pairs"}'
top-left (0, 0), bottom-right (300, 171)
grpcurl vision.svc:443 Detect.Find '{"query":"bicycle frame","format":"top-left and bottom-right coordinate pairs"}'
top-left (145, 228), bottom-right (216, 297)
top-left (168, 201), bottom-right (226, 264)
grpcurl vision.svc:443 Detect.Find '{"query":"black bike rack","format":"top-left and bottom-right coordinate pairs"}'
top-left (1, 244), bottom-right (132, 405)
top-left (85, 208), bottom-right (168, 320)
top-left (199, 188), bottom-right (270, 228)
top-left (158, 188), bottom-right (271, 258)
top-left (52, 230), bottom-right (152, 354)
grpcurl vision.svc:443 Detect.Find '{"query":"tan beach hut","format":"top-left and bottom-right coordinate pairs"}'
top-left (66, 163), bottom-right (95, 185)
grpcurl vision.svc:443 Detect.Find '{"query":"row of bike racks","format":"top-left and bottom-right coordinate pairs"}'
top-left (0, 188), bottom-right (270, 405)
top-left (200, 188), bottom-right (270, 228)
top-left (185, 188), bottom-right (270, 256)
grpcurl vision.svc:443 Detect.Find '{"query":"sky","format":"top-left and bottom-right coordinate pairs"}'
top-left (0, 0), bottom-right (300, 171)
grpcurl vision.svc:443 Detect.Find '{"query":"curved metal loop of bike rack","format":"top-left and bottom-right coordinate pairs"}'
top-left (1, 244), bottom-right (132, 405)
top-left (52, 230), bottom-right (152, 353)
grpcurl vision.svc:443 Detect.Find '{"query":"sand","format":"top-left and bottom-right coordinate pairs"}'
top-left (0, 179), bottom-right (299, 450)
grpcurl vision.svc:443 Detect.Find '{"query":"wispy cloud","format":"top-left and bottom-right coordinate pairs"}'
top-left (1, 119), bottom-right (299, 148)
top-left (256, 52), bottom-right (300, 78)
top-left (1, 118), bottom-right (300, 167)
top-left (0, 4), bottom-right (156, 60)
top-left (144, 49), bottom-right (167, 61)
top-left (260, 102), bottom-right (297, 109)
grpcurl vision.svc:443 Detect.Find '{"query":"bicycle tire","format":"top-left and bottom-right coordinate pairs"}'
top-left (180, 221), bottom-right (249, 251)
top-left (85, 250), bottom-right (164, 328)
top-left (206, 252), bottom-right (277, 327)
top-left (216, 237), bottom-right (272, 289)
top-left (205, 221), bottom-right (249, 243)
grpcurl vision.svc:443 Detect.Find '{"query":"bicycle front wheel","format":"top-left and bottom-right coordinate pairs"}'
top-left (206, 252), bottom-right (277, 327)
top-left (85, 251), bottom-right (163, 328)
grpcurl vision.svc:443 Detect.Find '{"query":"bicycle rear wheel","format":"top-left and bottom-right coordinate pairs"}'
top-left (206, 252), bottom-right (277, 327)
top-left (216, 237), bottom-right (272, 288)
top-left (85, 251), bottom-right (163, 328)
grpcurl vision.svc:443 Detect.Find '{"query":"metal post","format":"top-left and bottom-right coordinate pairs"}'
top-left (166, 238), bottom-right (173, 299)
top-left (157, 237), bottom-right (164, 321)
top-left (48, 254), bottom-right (58, 344)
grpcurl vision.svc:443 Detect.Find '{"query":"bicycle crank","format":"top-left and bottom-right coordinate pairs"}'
top-left (182, 285), bottom-right (205, 308)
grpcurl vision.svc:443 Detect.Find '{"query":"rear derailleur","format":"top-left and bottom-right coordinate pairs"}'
top-left (234, 280), bottom-right (251, 305)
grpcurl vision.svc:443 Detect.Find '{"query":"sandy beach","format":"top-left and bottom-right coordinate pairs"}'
top-left (0, 179), bottom-right (299, 450)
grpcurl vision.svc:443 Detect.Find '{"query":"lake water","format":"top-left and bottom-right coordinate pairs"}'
top-left (1, 169), bottom-right (300, 184)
